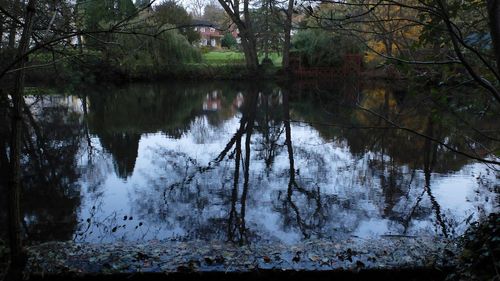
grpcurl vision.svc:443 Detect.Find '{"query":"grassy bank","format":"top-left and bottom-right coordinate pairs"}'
top-left (10, 50), bottom-right (283, 85)
top-left (202, 51), bottom-right (283, 67)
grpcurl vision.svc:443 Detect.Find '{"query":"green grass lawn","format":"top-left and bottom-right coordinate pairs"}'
top-left (203, 51), bottom-right (245, 65)
top-left (202, 51), bottom-right (282, 66)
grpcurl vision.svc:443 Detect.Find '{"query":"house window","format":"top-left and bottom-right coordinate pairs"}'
top-left (210, 27), bottom-right (215, 32)
top-left (200, 27), bottom-right (205, 32)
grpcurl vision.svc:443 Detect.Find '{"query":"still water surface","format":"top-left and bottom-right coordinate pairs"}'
top-left (7, 81), bottom-right (498, 245)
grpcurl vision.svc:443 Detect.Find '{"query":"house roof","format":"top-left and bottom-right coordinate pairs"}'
top-left (192, 19), bottom-right (220, 30)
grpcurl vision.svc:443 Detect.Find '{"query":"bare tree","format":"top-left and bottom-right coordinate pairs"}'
top-left (217, 0), bottom-right (259, 71)
top-left (6, 1), bottom-right (37, 279)
top-left (189, 0), bottom-right (207, 18)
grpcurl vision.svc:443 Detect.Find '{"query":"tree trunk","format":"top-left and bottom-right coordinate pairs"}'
top-left (0, 92), bottom-right (8, 189)
top-left (75, 1), bottom-right (84, 54)
top-left (242, 0), bottom-right (258, 72)
top-left (263, 0), bottom-right (270, 59)
top-left (282, 0), bottom-right (294, 74)
top-left (487, 0), bottom-right (500, 77)
top-left (7, 0), bottom-right (37, 279)
top-left (217, 0), bottom-right (259, 72)
top-left (241, 36), bottom-right (258, 71)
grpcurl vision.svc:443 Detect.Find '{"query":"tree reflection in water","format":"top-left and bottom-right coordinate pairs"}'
top-left (1, 81), bottom-right (497, 246)
top-left (123, 82), bottom-right (497, 244)
top-left (1, 94), bottom-right (84, 243)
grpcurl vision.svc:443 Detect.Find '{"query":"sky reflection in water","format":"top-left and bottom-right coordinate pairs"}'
top-left (11, 81), bottom-right (499, 245)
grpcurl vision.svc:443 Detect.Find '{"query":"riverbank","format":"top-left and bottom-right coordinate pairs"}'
top-left (9, 54), bottom-right (407, 85)
top-left (0, 49), bottom-right (449, 86)
top-left (23, 237), bottom-right (457, 280)
top-left (24, 268), bottom-right (453, 281)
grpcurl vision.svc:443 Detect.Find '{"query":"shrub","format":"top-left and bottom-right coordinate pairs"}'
top-left (447, 213), bottom-right (500, 281)
top-left (291, 29), bottom-right (363, 67)
top-left (221, 33), bottom-right (237, 49)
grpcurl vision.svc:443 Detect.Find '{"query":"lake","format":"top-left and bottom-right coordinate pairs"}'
top-left (0, 80), bottom-right (497, 246)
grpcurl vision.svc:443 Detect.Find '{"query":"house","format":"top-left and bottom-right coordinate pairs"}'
top-left (192, 20), bottom-right (242, 48)
top-left (192, 19), bottom-right (223, 48)
top-left (203, 91), bottom-right (222, 111)
top-left (228, 23), bottom-right (241, 44)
